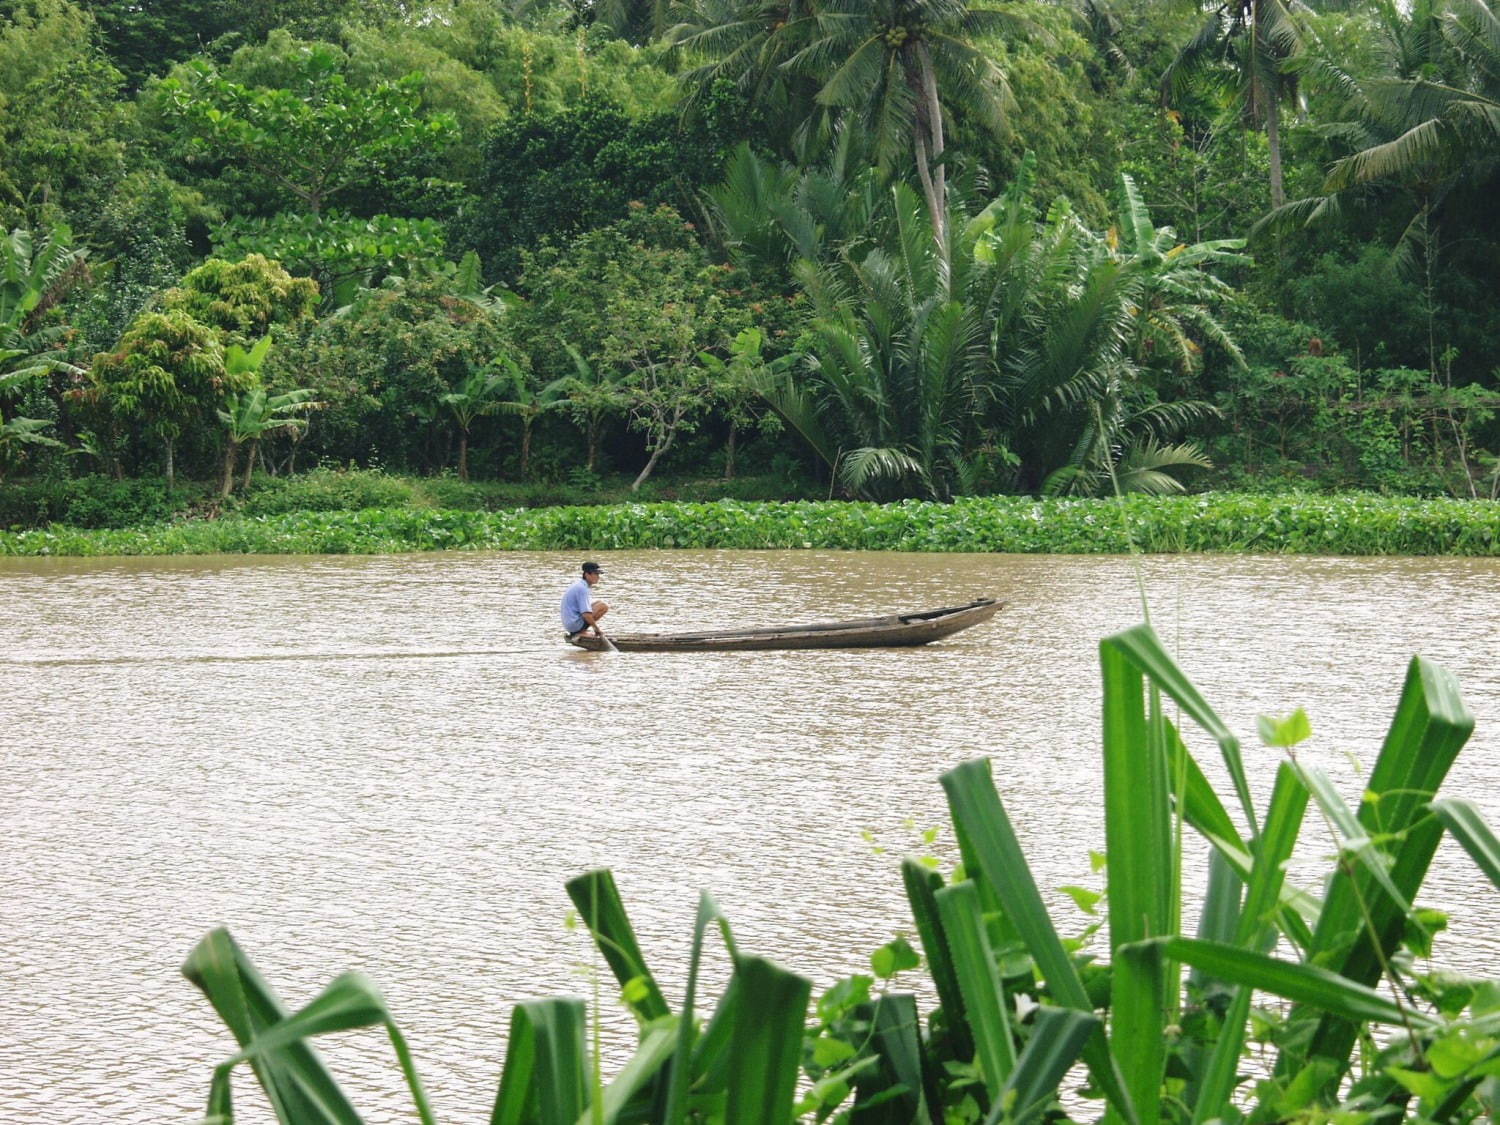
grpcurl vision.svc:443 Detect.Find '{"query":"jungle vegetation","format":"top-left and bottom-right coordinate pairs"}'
top-left (3, 0), bottom-right (1500, 505)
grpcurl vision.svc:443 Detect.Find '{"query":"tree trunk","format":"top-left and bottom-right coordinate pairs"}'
top-left (724, 424), bottom-right (737, 481)
top-left (631, 444), bottom-right (667, 491)
top-left (457, 429), bottom-right (469, 482)
top-left (1265, 80), bottom-right (1285, 208)
top-left (521, 419), bottom-right (533, 479)
top-left (586, 415), bottom-right (601, 473)
top-left (164, 436), bottom-right (174, 493)
top-left (1254, 0), bottom-right (1285, 209)
top-left (221, 439), bottom-right (239, 497)
top-left (243, 440), bottom-right (258, 491)
top-left (914, 44), bottom-right (949, 248)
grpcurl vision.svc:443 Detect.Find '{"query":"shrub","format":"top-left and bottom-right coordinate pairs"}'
top-left (231, 468), bottom-right (421, 514)
top-left (0, 475), bottom-right (200, 529)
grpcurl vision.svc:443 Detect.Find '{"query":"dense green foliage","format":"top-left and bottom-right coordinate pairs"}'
top-left (4, 491), bottom-right (1496, 556)
top-left (181, 628), bottom-right (1500, 1124)
top-left (5, 0), bottom-right (1500, 516)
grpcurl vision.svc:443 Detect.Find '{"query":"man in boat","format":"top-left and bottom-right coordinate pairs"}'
top-left (561, 561), bottom-right (609, 641)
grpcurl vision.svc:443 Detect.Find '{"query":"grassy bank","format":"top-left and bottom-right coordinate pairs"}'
top-left (2, 492), bottom-right (1497, 557)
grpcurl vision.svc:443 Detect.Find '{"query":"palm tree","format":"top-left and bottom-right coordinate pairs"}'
top-left (759, 181), bottom-right (992, 498)
top-left (995, 170), bottom-right (1244, 491)
top-left (1164, 0), bottom-right (1306, 208)
top-left (1320, 0), bottom-right (1500, 197)
top-left (786, 0), bottom-right (1022, 246)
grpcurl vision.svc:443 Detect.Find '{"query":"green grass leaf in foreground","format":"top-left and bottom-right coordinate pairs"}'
top-left (183, 628), bottom-right (1493, 1123)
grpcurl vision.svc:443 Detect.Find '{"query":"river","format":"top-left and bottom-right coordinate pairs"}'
top-left (2, 550), bottom-right (1498, 1122)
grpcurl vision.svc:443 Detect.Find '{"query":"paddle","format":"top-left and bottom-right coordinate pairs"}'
top-left (598, 630), bottom-right (620, 654)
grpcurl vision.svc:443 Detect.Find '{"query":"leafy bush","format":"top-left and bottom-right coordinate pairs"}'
top-left (180, 627), bottom-right (1499, 1124)
top-left (231, 468), bottom-right (423, 514)
top-left (0, 475), bottom-right (201, 529)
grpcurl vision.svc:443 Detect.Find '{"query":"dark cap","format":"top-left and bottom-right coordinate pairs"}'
top-left (582, 561), bottom-right (603, 574)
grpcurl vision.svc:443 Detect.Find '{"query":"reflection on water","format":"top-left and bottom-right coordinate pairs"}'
top-left (3, 550), bottom-right (1498, 1122)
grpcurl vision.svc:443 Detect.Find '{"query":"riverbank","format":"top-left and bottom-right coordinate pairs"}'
top-left (2, 492), bottom-right (1496, 557)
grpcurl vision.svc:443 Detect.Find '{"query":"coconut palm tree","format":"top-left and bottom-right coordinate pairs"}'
top-left (1320, 0), bottom-right (1500, 197)
top-left (786, 0), bottom-right (1023, 246)
top-left (1163, 0), bottom-right (1306, 208)
top-left (669, 0), bottom-right (820, 120)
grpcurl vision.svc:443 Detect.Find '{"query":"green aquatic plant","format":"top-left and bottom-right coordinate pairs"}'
top-left (183, 626), bottom-right (1498, 1123)
top-left (2, 492), bottom-right (1497, 556)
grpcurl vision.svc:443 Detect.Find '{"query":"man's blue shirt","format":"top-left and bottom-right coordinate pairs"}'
top-left (561, 578), bottom-right (594, 632)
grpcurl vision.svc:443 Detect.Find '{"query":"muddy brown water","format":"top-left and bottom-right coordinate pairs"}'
top-left (3, 550), bottom-right (1498, 1122)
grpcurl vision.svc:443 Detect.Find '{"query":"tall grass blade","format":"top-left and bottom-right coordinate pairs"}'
top-left (934, 879), bottom-right (1015, 1095)
top-left (213, 971), bottom-right (437, 1125)
top-left (850, 993), bottom-right (932, 1125)
top-left (1100, 636), bottom-right (1174, 1125)
top-left (182, 928), bottom-right (363, 1125)
top-left (940, 759), bottom-right (1137, 1125)
top-left (220, 972), bottom-right (388, 1060)
top-left (1429, 799), bottom-right (1500, 890)
top-left (1190, 763), bottom-right (1309, 1122)
top-left (987, 1007), bottom-right (1100, 1125)
top-left (1163, 718), bottom-right (1318, 950)
top-left (491, 998), bottom-right (588, 1125)
top-left (1100, 625), bottom-right (1257, 838)
top-left (565, 869), bottom-right (670, 1022)
top-left (1148, 937), bottom-right (1439, 1028)
top-left (663, 893), bottom-right (733, 1125)
top-left (902, 858), bottom-right (974, 1062)
top-left (725, 956), bottom-right (811, 1125)
top-left (1295, 656), bottom-right (1472, 1072)
top-left (1298, 764), bottom-right (1415, 917)
top-left (576, 1016), bottom-right (679, 1125)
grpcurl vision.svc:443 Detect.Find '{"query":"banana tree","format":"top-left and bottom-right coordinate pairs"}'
top-left (437, 363), bottom-right (511, 482)
top-left (554, 346), bottom-right (628, 475)
top-left (214, 336), bottom-right (317, 495)
top-left (0, 225), bottom-right (87, 387)
top-left (0, 408), bottom-right (65, 483)
top-left (217, 382), bottom-right (319, 498)
top-left (493, 358), bottom-right (566, 480)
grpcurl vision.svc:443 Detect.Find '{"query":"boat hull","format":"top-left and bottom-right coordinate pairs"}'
top-left (566, 598), bottom-right (1003, 653)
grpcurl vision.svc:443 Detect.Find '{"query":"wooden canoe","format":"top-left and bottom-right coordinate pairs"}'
top-left (565, 597), bottom-right (1003, 653)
